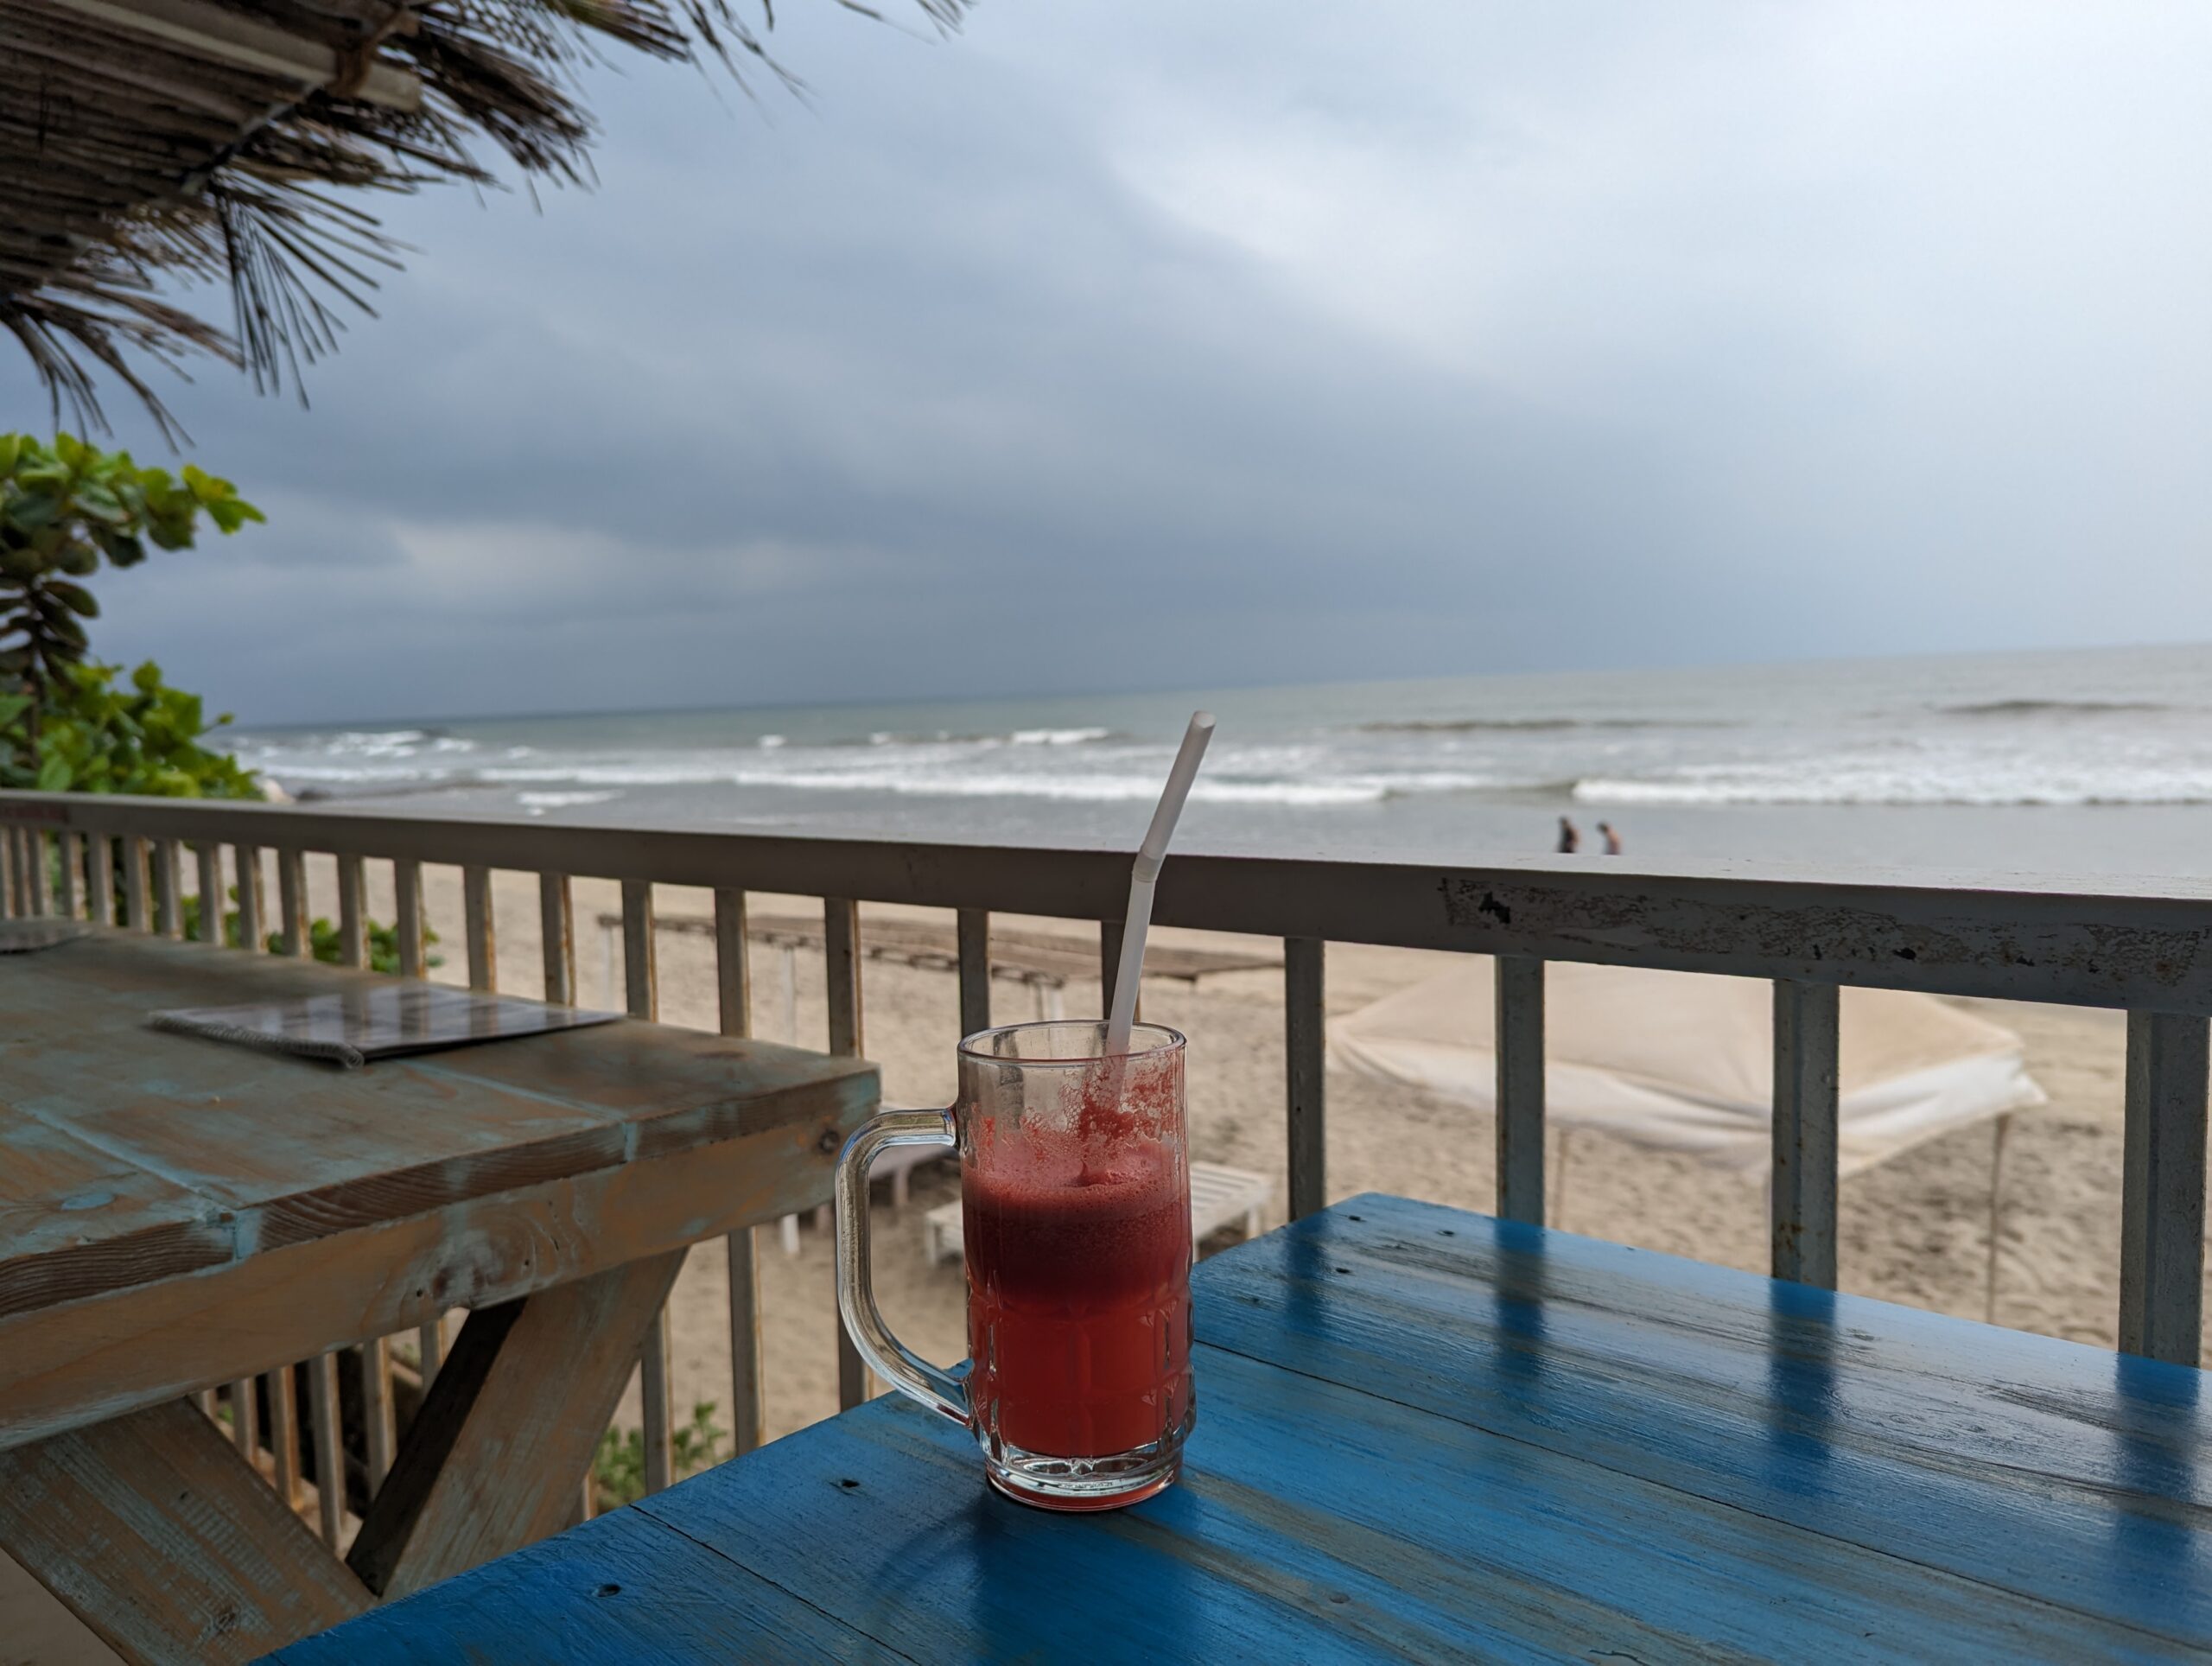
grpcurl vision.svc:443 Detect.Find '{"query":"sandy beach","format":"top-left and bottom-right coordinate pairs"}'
top-left (300, 859), bottom-right (2146, 1451)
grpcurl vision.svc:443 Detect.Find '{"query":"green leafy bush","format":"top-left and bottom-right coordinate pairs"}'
top-left (2, 433), bottom-right (261, 752)
top-left (181, 889), bottom-right (442, 973)
top-left (592, 1402), bottom-right (728, 1510)
top-left (0, 659), bottom-right (260, 798)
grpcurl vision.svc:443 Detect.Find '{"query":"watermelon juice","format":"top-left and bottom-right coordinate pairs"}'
top-left (963, 1122), bottom-right (1193, 1465)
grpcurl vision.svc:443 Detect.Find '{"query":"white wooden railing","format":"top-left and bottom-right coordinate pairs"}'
top-left (1, 790), bottom-right (2206, 1527)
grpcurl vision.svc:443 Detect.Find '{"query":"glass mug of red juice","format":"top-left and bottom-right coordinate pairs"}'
top-left (835, 1020), bottom-right (1194, 1511)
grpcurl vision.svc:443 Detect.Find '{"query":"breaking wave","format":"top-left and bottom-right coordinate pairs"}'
top-left (1356, 717), bottom-right (1723, 734)
top-left (1936, 699), bottom-right (2172, 718)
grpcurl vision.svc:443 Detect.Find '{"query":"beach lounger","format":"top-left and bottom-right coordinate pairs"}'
top-left (923, 1161), bottom-right (1276, 1266)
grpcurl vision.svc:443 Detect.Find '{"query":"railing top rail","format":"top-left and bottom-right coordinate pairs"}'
top-left (6, 789), bottom-right (2210, 1011)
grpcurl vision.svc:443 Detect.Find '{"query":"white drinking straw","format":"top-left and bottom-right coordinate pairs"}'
top-left (1103, 711), bottom-right (1216, 1056)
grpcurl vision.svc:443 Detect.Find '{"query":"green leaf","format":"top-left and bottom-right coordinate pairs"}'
top-left (35, 752), bottom-right (71, 792)
top-left (207, 499), bottom-right (264, 534)
top-left (73, 485), bottom-right (127, 525)
top-left (46, 581), bottom-right (98, 618)
top-left (5, 494), bottom-right (58, 531)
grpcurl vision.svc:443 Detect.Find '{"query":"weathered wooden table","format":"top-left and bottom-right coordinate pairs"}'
top-left (0, 930), bottom-right (874, 1664)
top-left (269, 1192), bottom-right (2212, 1663)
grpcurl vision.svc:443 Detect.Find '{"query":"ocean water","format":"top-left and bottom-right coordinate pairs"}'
top-left (230, 644), bottom-right (2212, 881)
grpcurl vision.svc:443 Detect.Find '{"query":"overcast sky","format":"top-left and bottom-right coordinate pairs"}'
top-left (16, 3), bottom-right (2212, 724)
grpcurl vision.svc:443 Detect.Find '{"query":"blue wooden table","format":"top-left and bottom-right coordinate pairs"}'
top-left (268, 1194), bottom-right (2212, 1663)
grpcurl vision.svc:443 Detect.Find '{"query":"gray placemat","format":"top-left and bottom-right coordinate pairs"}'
top-left (149, 983), bottom-right (620, 1069)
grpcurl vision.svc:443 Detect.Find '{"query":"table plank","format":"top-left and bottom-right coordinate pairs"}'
top-left (0, 1398), bottom-right (369, 1664)
top-left (3, 1042), bottom-right (628, 1250)
top-left (0, 1088), bottom-right (865, 1450)
top-left (265, 1505), bottom-right (891, 1664)
top-left (1196, 1193), bottom-right (2212, 1647)
top-left (0, 1101), bottom-right (229, 1320)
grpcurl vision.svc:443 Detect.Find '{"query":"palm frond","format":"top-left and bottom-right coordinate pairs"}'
top-left (0, 0), bottom-right (966, 434)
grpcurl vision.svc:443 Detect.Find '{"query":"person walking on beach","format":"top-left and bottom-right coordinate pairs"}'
top-left (1598, 822), bottom-right (1622, 856)
top-left (1556, 817), bottom-right (1580, 854)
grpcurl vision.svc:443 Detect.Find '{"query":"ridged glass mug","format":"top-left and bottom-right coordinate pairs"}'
top-left (836, 1021), bottom-right (1195, 1510)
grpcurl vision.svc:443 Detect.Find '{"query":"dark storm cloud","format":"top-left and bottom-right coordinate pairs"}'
top-left (15, 2), bottom-right (2212, 722)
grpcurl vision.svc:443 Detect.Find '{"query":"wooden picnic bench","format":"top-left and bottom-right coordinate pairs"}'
top-left (0, 929), bottom-right (874, 1664)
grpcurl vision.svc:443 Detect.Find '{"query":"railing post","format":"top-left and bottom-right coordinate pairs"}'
top-left (639, 1305), bottom-right (676, 1493)
top-left (462, 865), bottom-right (496, 992)
top-left (957, 907), bottom-right (992, 1037)
top-left (714, 888), bottom-right (750, 1038)
top-left (22, 829), bottom-right (47, 915)
top-left (277, 848), bottom-right (309, 957)
top-left (122, 836), bottom-right (150, 932)
top-left (54, 831), bottom-right (79, 919)
top-left (394, 859), bottom-right (426, 978)
top-left (539, 873), bottom-right (576, 1004)
top-left (0, 824), bottom-right (15, 919)
top-left (713, 887), bottom-right (766, 1455)
top-left (327, 808), bottom-right (401, 1491)
top-left (2121, 1010), bottom-right (2209, 1365)
top-left (618, 879), bottom-right (674, 1488)
top-left (361, 1340), bottom-right (396, 1494)
top-left (308, 1351), bottom-right (346, 1546)
top-left (269, 1364), bottom-right (303, 1510)
top-left (824, 898), bottom-right (862, 1057)
top-left (620, 880), bottom-right (658, 1021)
top-left (85, 833), bottom-right (113, 929)
top-left (1285, 938), bottom-right (1326, 1220)
top-left (338, 855), bottom-right (367, 969)
top-left (153, 838), bottom-right (182, 938)
top-left (824, 897), bottom-right (868, 1410)
top-left (232, 845), bottom-right (262, 950)
top-left (230, 1377), bottom-right (258, 1463)
top-left (1495, 957), bottom-right (1547, 1226)
top-left (1771, 978), bottom-right (1841, 1289)
top-left (195, 843), bottom-right (223, 944)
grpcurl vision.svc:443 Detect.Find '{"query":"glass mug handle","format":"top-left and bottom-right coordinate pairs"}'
top-left (835, 1108), bottom-right (969, 1424)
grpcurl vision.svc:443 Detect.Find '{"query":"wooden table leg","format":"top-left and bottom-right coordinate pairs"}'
top-left (0, 1398), bottom-right (371, 1665)
top-left (347, 1250), bottom-right (688, 1601)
